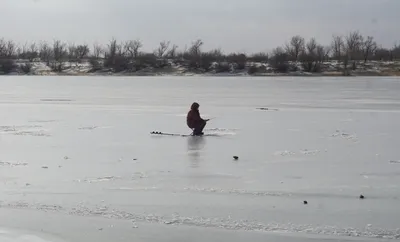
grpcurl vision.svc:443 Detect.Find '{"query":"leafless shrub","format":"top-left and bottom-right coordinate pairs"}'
top-left (269, 47), bottom-right (290, 72)
top-left (248, 52), bottom-right (268, 63)
top-left (0, 59), bottom-right (16, 73)
top-left (20, 63), bottom-right (32, 74)
top-left (226, 53), bottom-right (247, 70)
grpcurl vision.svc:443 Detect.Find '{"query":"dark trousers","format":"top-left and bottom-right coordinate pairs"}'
top-left (192, 121), bottom-right (206, 136)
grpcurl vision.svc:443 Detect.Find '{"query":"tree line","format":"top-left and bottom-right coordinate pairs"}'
top-left (0, 31), bottom-right (399, 74)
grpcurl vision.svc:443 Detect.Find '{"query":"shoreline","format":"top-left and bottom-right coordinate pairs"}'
top-left (3, 71), bottom-right (400, 77)
top-left (1, 60), bottom-right (399, 77)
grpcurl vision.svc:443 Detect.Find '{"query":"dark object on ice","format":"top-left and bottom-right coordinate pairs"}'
top-left (133, 158), bottom-right (138, 161)
top-left (42, 166), bottom-right (48, 169)
top-left (303, 201), bottom-right (308, 205)
top-left (359, 195), bottom-right (365, 199)
top-left (233, 156), bottom-right (239, 160)
top-left (256, 107), bottom-right (279, 111)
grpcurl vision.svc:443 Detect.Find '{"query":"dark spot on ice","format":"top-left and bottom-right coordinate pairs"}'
top-left (303, 201), bottom-right (308, 205)
top-left (360, 195), bottom-right (365, 199)
top-left (389, 160), bottom-right (400, 164)
top-left (256, 107), bottom-right (279, 111)
top-left (42, 166), bottom-right (48, 169)
top-left (98, 228), bottom-right (103, 231)
top-left (133, 158), bottom-right (137, 161)
top-left (233, 156), bottom-right (239, 160)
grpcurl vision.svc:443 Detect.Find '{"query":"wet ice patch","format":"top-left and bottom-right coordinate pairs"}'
top-left (13, 131), bottom-right (51, 137)
top-left (75, 176), bottom-right (122, 183)
top-left (331, 130), bottom-right (358, 142)
top-left (0, 125), bottom-right (50, 137)
top-left (132, 172), bottom-right (148, 179)
top-left (78, 126), bottom-right (98, 130)
top-left (274, 150), bottom-right (296, 156)
top-left (0, 161), bottom-right (28, 167)
top-left (0, 125), bottom-right (42, 132)
top-left (300, 149), bottom-right (320, 155)
top-left (182, 187), bottom-right (290, 197)
top-left (2, 201), bottom-right (400, 240)
top-left (40, 99), bottom-right (74, 102)
top-left (274, 149), bottom-right (321, 157)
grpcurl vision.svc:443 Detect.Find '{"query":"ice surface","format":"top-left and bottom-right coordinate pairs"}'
top-left (0, 76), bottom-right (400, 241)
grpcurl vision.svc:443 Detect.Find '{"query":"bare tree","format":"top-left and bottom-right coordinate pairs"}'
top-left (53, 40), bottom-right (66, 61)
top-left (188, 39), bottom-right (203, 56)
top-left (28, 43), bottom-right (38, 61)
top-left (361, 36), bottom-right (377, 63)
top-left (124, 39), bottom-right (142, 59)
top-left (155, 41), bottom-right (170, 58)
top-left (92, 43), bottom-right (104, 59)
top-left (105, 38), bottom-right (117, 60)
top-left (76, 44), bottom-right (90, 60)
top-left (52, 40), bottom-right (67, 71)
top-left (269, 47), bottom-right (290, 72)
top-left (299, 38), bottom-right (325, 72)
top-left (0, 40), bottom-right (17, 58)
top-left (68, 43), bottom-right (77, 60)
top-left (331, 35), bottom-right (344, 61)
top-left (167, 44), bottom-right (178, 59)
top-left (0, 38), bottom-right (5, 57)
top-left (249, 52), bottom-right (269, 63)
top-left (285, 35), bottom-right (305, 61)
top-left (317, 45), bottom-right (330, 62)
top-left (39, 42), bottom-right (52, 64)
top-left (306, 38), bottom-right (318, 57)
top-left (392, 43), bottom-right (400, 60)
top-left (345, 31), bottom-right (363, 60)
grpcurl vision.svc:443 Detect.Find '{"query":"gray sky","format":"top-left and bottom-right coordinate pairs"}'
top-left (1, 0), bottom-right (399, 53)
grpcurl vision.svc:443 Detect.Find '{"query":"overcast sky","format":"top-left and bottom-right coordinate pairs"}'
top-left (1, 0), bottom-right (399, 53)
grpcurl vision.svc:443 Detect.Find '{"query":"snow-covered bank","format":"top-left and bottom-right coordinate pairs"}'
top-left (2, 59), bottom-right (400, 76)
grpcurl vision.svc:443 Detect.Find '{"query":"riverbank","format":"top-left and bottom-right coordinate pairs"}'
top-left (2, 60), bottom-right (400, 77)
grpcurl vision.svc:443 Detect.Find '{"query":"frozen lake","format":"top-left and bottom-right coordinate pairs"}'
top-left (0, 76), bottom-right (400, 242)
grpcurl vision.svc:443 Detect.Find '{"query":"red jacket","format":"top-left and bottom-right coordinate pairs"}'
top-left (187, 109), bottom-right (204, 128)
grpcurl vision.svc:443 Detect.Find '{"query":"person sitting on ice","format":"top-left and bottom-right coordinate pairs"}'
top-left (186, 102), bottom-right (209, 136)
